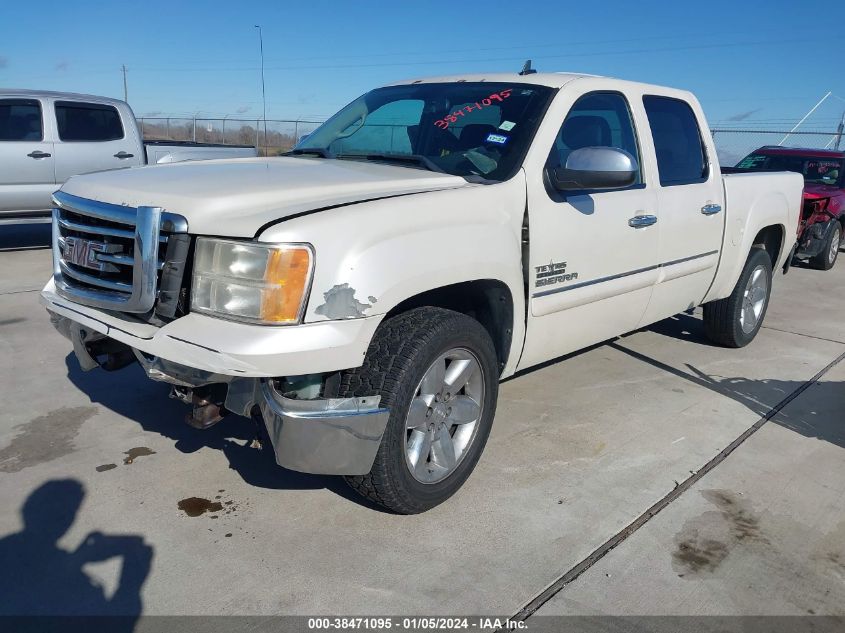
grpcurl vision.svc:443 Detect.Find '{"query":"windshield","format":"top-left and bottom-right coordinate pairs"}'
top-left (293, 82), bottom-right (555, 181)
top-left (734, 152), bottom-right (843, 185)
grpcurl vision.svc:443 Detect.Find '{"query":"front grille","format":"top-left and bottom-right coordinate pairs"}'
top-left (52, 191), bottom-right (188, 314)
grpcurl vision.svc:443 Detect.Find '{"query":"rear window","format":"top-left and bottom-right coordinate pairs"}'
top-left (643, 95), bottom-right (708, 186)
top-left (0, 99), bottom-right (43, 141)
top-left (735, 152), bottom-right (843, 185)
top-left (56, 101), bottom-right (124, 142)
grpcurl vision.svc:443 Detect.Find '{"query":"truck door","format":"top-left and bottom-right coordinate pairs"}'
top-left (519, 90), bottom-right (659, 370)
top-left (636, 95), bottom-right (724, 326)
top-left (52, 100), bottom-right (143, 184)
top-left (0, 97), bottom-right (56, 214)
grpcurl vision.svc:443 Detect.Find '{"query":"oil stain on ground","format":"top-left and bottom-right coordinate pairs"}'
top-left (0, 406), bottom-right (97, 473)
top-left (178, 497), bottom-right (224, 517)
top-left (95, 463), bottom-right (117, 472)
top-left (672, 489), bottom-right (766, 577)
top-left (123, 447), bottom-right (156, 465)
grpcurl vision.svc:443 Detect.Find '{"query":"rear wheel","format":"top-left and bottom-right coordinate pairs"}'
top-left (809, 222), bottom-right (841, 270)
top-left (340, 307), bottom-right (499, 514)
top-left (703, 248), bottom-right (772, 348)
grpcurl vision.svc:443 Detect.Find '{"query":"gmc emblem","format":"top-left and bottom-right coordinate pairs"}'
top-left (63, 236), bottom-right (109, 272)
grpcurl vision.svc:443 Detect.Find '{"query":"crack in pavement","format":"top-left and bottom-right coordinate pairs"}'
top-left (0, 288), bottom-right (42, 296)
top-left (761, 325), bottom-right (845, 346)
top-left (505, 349), bottom-right (845, 628)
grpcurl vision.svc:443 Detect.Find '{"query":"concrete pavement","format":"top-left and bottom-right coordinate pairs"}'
top-left (0, 222), bottom-right (843, 621)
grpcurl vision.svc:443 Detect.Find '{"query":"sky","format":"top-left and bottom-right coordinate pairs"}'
top-left (1, 0), bottom-right (844, 129)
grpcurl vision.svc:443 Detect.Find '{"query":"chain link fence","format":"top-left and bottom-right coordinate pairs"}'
top-left (137, 118), bottom-right (845, 165)
top-left (710, 129), bottom-right (844, 167)
top-left (137, 117), bottom-right (326, 156)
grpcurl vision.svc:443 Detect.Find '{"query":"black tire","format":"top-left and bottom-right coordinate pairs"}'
top-left (809, 222), bottom-right (841, 271)
top-left (703, 248), bottom-right (773, 348)
top-left (340, 307), bottom-right (499, 514)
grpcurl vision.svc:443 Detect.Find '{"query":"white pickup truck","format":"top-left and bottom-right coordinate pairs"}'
top-left (0, 90), bottom-right (256, 224)
top-left (41, 72), bottom-right (802, 513)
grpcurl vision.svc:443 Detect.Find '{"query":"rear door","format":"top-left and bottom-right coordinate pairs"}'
top-left (637, 94), bottom-right (725, 326)
top-left (52, 100), bottom-right (143, 184)
top-left (0, 97), bottom-right (56, 214)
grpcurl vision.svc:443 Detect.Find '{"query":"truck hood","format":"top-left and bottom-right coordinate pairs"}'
top-left (60, 157), bottom-right (470, 237)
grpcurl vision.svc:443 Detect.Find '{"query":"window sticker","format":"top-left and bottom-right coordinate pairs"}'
top-left (737, 155), bottom-right (766, 169)
top-left (499, 120), bottom-right (516, 131)
top-left (434, 89), bottom-right (513, 129)
top-left (486, 133), bottom-right (508, 145)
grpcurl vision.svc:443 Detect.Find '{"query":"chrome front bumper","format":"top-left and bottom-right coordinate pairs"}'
top-left (259, 380), bottom-right (389, 476)
top-left (51, 314), bottom-right (389, 476)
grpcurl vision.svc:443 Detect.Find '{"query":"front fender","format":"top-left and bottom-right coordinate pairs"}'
top-left (258, 174), bottom-right (528, 375)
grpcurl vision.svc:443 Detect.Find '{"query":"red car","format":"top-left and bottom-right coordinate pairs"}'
top-left (733, 147), bottom-right (844, 270)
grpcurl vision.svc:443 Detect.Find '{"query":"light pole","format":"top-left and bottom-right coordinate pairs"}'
top-left (254, 25), bottom-right (267, 155)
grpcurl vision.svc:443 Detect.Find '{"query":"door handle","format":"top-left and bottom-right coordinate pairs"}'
top-left (114, 151), bottom-right (134, 159)
top-left (27, 150), bottom-right (51, 159)
top-left (628, 214), bottom-right (658, 228)
top-left (701, 203), bottom-right (722, 215)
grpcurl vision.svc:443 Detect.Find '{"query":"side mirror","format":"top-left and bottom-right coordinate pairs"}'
top-left (549, 147), bottom-right (639, 191)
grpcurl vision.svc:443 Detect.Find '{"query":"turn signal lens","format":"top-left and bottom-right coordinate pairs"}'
top-left (260, 247), bottom-right (312, 322)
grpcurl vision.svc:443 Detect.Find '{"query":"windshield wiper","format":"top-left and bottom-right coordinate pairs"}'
top-left (338, 153), bottom-right (445, 174)
top-left (284, 148), bottom-right (335, 159)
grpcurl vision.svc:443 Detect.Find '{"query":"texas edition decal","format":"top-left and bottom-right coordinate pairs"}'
top-left (535, 260), bottom-right (578, 288)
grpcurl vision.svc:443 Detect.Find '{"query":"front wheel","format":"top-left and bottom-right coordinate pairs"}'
top-left (340, 307), bottom-right (499, 514)
top-left (809, 222), bottom-right (841, 271)
top-left (703, 248), bottom-right (772, 348)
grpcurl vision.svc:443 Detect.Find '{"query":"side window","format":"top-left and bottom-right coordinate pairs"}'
top-left (55, 101), bottom-right (124, 142)
top-left (548, 92), bottom-right (642, 185)
top-left (0, 99), bottom-right (43, 141)
top-left (643, 96), bottom-right (708, 186)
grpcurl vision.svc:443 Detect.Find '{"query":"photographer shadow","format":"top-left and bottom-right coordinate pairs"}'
top-left (0, 479), bottom-right (153, 630)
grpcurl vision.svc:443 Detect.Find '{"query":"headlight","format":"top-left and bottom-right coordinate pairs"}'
top-left (191, 238), bottom-right (313, 324)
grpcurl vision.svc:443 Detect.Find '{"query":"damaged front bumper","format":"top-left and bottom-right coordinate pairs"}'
top-left (795, 219), bottom-right (838, 260)
top-left (50, 313), bottom-right (389, 477)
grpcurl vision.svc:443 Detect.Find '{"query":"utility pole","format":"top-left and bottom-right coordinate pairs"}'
top-left (122, 65), bottom-right (128, 102)
top-left (254, 25), bottom-right (267, 155)
top-left (835, 110), bottom-right (845, 151)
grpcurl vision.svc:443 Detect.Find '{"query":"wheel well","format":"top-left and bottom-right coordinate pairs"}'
top-left (385, 280), bottom-right (514, 372)
top-left (752, 224), bottom-right (784, 267)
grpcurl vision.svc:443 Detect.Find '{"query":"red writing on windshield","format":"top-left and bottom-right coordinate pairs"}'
top-left (434, 89), bottom-right (513, 129)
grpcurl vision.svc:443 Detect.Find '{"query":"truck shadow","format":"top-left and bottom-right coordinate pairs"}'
top-left (63, 355), bottom-right (388, 512)
top-left (608, 341), bottom-right (845, 450)
top-left (0, 479), bottom-right (152, 628)
top-left (641, 312), bottom-right (721, 347)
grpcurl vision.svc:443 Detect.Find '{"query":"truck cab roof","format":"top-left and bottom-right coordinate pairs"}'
top-left (0, 88), bottom-right (127, 107)
top-left (753, 146), bottom-right (845, 159)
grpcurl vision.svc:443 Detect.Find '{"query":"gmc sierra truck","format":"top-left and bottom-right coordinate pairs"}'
top-left (41, 72), bottom-right (803, 513)
top-left (0, 90), bottom-right (256, 224)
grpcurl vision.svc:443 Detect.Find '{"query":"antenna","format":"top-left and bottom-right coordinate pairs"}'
top-left (778, 91), bottom-right (831, 146)
top-left (519, 60), bottom-right (537, 76)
